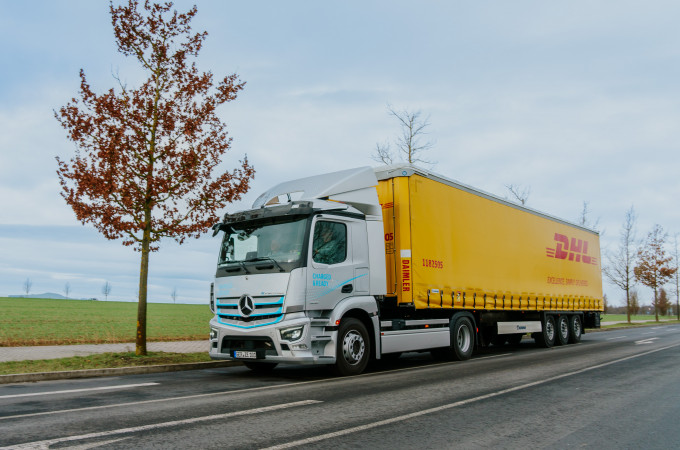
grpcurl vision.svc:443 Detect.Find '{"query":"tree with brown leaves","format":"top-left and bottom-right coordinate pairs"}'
top-left (55, 1), bottom-right (254, 355)
top-left (634, 224), bottom-right (677, 322)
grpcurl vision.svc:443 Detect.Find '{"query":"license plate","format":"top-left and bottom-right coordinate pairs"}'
top-left (234, 350), bottom-right (257, 359)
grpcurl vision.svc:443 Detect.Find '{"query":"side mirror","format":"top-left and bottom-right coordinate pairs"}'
top-left (212, 223), bottom-right (221, 237)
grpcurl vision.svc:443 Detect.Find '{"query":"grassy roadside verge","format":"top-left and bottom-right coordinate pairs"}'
top-left (600, 319), bottom-right (680, 329)
top-left (0, 352), bottom-right (213, 376)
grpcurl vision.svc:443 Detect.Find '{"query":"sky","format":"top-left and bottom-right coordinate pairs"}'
top-left (1, 0), bottom-right (679, 305)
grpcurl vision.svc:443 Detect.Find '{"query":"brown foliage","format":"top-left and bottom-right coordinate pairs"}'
top-left (634, 224), bottom-right (677, 321)
top-left (55, 0), bottom-right (254, 251)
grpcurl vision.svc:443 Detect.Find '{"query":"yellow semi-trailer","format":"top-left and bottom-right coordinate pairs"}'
top-left (375, 166), bottom-right (602, 358)
top-left (209, 164), bottom-right (603, 375)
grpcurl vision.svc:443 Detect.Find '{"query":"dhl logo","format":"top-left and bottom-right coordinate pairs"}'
top-left (546, 233), bottom-right (597, 265)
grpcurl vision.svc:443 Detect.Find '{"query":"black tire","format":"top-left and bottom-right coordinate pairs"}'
top-left (243, 361), bottom-right (278, 372)
top-left (534, 315), bottom-right (556, 348)
top-left (507, 333), bottom-right (524, 346)
top-left (332, 318), bottom-right (370, 376)
top-left (569, 315), bottom-right (582, 344)
top-left (555, 315), bottom-right (569, 346)
top-left (451, 316), bottom-right (475, 360)
top-left (431, 317), bottom-right (475, 361)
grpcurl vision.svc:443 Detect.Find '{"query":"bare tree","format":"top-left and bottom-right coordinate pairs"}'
top-left (578, 201), bottom-right (601, 232)
top-left (171, 287), bottom-right (178, 304)
top-left (603, 206), bottom-right (637, 323)
top-left (505, 184), bottom-right (531, 206)
top-left (372, 141), bottom-right (394, 165)
top-left (23, 278), bottom-right (32, 296)
top-left (372, 105), bottom-right (435, 166)
top-left (634, 224), bottom-right (677, 322)
top-left (673, 234), bottom-right (679, 320)
top-left (102, 281), bottom-right (112, 301)
top-left (64, 282), bottom-right (71, 299)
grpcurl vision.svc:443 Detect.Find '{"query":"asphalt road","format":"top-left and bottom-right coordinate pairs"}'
top-left (1, 325), bottom-right (679, 449)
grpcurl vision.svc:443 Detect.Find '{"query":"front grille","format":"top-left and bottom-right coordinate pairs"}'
top-left (216, 295), bottom-right (285, 329)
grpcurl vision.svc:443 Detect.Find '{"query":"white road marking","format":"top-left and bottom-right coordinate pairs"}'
top-left (635, 338), bottom-right (660, 345)
top-left (0, 382), bottom-right (159, 400)
top-left (263, 343), bottom-right (680, 450)
top-left (2, 400), bottom-right (321, 449)
top-left (607, 336), bottom-right (627, 340)
top-left (0, 354), bottom-right (512, 421)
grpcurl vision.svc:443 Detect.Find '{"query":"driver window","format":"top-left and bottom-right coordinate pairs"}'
top-left (312, 221), bottom-right (347, 265)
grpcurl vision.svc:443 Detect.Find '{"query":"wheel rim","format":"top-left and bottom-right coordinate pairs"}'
top-left (560, 318), bottom-right (569, 339)
top-left (342, 330), bottom-right (365, 365)
top-left (573, 318), bottom-right (582, 338)
top-left (457, 324), bottom-right (471, 353)
top-left (546, 320), bottom-right (555, 341)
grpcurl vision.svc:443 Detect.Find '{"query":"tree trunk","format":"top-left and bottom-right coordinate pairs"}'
top-left (626, 289), bottom-right (631, 324)
top-left (136, 220), bottom-right (152, 356)
top-left (654, 287), bottom-right (659, 322)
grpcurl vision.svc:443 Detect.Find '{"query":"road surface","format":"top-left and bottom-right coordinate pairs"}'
top-left (1, 325), bottom-right (679, 449)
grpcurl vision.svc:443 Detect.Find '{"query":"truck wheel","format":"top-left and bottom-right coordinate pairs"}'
top-left (534, 315), bottom-right (556, 348)
top-left (333, 318), bottom-right (370, 376)
top-left (243, 361), bottom-right (278, 372)
top-left (451, 316), bottom-right (474, 360)
top-left (555, 315), bottom-right (569, 346)
top-left (568, 315), bottom-right (582, 344)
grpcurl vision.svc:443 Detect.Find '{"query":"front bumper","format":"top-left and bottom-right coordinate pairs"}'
top-left (209, 315), bottom-right (338, 365)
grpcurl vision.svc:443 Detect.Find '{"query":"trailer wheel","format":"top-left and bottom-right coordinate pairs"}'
top-left (534, 315), bottom-right (556, 348)
top-left (332, 318), bottom-right (370, 376)
top-left (243, 362), bottom-right (278, 372)
top-left (569, 315), bottom-right (582, 344)
top-left (555, 315), bottom-right (569, 346)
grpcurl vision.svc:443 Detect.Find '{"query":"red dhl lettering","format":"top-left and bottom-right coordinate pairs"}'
top-left (546, 233), bottom-right (597, 265)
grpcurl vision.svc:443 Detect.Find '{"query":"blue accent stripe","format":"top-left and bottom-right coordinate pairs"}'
top-left (217, 315), bottom-right (284, 329)
top-left (311, 273), bottom-right (368, 301)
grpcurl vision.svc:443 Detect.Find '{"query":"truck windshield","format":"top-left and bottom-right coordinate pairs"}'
top-left (217, 216), bottom-right (308, 273)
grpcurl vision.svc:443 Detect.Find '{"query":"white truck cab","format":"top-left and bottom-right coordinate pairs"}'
top-left (208, 167), bottom-right (386, 375)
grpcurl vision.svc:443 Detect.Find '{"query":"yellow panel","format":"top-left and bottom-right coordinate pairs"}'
top-left (379, 173), bottom-right (603, 312)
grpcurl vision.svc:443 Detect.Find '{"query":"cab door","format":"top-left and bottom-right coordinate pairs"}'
top-left (306, 215), bottom-right (364, 311)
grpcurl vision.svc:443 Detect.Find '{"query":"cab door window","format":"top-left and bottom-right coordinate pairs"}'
top-left (312, 221), bottom-right (347, 265)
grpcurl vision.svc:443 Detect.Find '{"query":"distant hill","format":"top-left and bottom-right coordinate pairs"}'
top-left (7, 293), bottom-right (95, 300)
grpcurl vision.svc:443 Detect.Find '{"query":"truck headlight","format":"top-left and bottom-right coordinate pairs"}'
top-left (210, 327), bottom-right (218, 340)
top-left (279, 325), bottom-right (305, 342)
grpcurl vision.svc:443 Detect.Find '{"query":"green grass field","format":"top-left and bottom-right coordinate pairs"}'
top-left (0, 297), bottom-right (213, 346)
top-left (602, 314), bottom-right (677, 322)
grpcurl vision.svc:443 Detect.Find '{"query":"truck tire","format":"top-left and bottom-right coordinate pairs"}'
top-left (451, 316), bottom-right (474, 360)
top-left (555, 315), bottom-right (569, 346)
top-left (533, 315), bottom-right (556, 348)
top-left (568, 315), bottom-right (582, 344)
top-left (332, 318), bottom-right (370, 376)
top-left (243, 361), bottom-right (278, 372)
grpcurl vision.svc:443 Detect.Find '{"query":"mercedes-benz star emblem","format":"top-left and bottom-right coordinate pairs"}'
top-left (239, 295), bottom-right (255, 317)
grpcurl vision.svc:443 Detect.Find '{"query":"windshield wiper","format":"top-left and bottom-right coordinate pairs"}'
top-left (245, 257), bottom-right (285, 272)
top-left (218, 260), bottom-right (251, 274)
